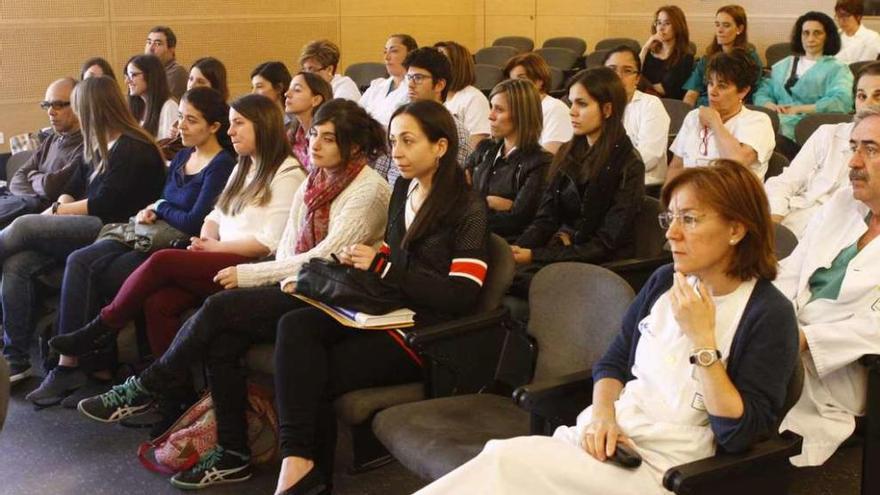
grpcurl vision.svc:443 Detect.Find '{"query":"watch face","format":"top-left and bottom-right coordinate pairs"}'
top-left (698, 351), bottom-right (714, 366)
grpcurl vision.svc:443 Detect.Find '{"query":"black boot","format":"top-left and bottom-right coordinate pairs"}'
top-left (49, 316), bottom-right (115, 357)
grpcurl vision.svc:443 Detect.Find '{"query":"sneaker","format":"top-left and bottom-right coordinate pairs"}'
top-left (49, 316), bottom-right (115, 357)
top-left (25, 366), bottom-right (87, 403)
top-left (77, 376), bottom-right (155, 423)
top-left (9, 360), bottom-right (32, 385)
top-left (169, 446), bottom-right (252, 490)
top-left (60, 377), bottom-right (112, 409)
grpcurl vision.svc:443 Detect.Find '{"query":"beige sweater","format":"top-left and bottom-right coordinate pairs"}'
top-left (236, 165), bottom-right (391, 288)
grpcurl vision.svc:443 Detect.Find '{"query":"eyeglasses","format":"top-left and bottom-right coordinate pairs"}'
top-left (125, 71), bottom-right (143, 80)
top-left (658, 211), bottom-right (707, 231)
top-left (653, 20), bottom-right (672, 28)
top-left (405, 73), bottom-right (433, 84)
top-left (699, 126), bottom-right (710, 155)
top-left (850, 142), bottom-right (880, 160)
top-left (40, 100), bottom-right (71, 110)
top-left (606, 65), bottom-right (640, 77)
top-left (302, 64), bottom-right (328, 73)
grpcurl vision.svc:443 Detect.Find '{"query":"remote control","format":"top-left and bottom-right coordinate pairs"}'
top-left (608, 443), bottom-right (642, 468)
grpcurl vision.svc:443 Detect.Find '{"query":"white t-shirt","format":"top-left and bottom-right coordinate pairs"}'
top-left (359, 76), bottom-right (409, 128)
top-left (331, 73), bottom-right (362, 102)
top-left (670, 106), bottom-right (775, 179)
top-left (156, 98), bottom-right (178, 140)
top-left (836, 24), bottom-right (880, 64)
top-left (624, 90), bottom-right (671, 185)
top-left (445, 85), bottom-right (491, 137)
top-left (540, 95), bottom-right (573, 146)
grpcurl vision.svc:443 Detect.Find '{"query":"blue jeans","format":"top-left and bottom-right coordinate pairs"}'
top-left (0, 214), bottom-right (103, 364)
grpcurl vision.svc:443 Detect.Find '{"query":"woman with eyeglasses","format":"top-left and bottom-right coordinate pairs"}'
top-left (360, 34), bottom-right (417, 128)
top-left (754, 12), bottom-right (853, 144)
top-left (28, 87), bottom-right (236, 408)
top-left (604, 46), bottom-right (672, 186)
top-left (682, 5), bottom-right (762, 108)
top-left (509, 68), bottom-right (645, 295)
top-left (834, 0), bottom-right (880, 64)
top-left (668, 49), bottom-right (775, 182)
top-left (639, 5), bottom-right (695, 100)
top-left (416, 160), bottom-right (799, 495)
top-left (285, 71), bottom-right (334, 171)
top-left (124, 54), bottom-right (178, 139)
top-left (298, 39), bottom-right (362, 101)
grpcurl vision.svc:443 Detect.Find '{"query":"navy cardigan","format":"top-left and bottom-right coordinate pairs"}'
top-left (593, 264), bottom-right (799, 453)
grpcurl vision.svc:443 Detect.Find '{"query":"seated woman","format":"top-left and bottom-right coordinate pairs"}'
top-left (76, 99), bottom-right (391, 489)
top-left (28, 87), bottom-right (236, 404)
top-left (285, 71), bottom-right (333, 171)
top-left (0, 77), bottom-right (165, 383)
top-left (436, 40), bottom-right (491, 149)
top-left (269, 100), bottom-right (490, 494)
top-left (504, 52), bottom-right (574, 154)
top-left (466, 79), bottom-right (552, 241)
top-left (299, 39), bottom-right (362, 101)
top-left (669, 49), bottom-right (775, 181)
top-left (604, 46), bottom-right (672, 186)
top-left (682, 5), bottom-right (763, 107)
top-left (509, 68), bottom-right (645, 295)
top-left (360, 34), bottom-right (417, 127)
top-left (834, 0), bottom-right (880, 64)
top-left (417, 160), bottom-right (800, 494)
top-left (754, 12), bottom-right (853, 143)
top-left (639, 5), bottom-right (694, 100)
top-left (80, 57), bottom-right (116, 81)
top-left (160, 56), bottom-right (230, 160)
top-left (57, 94), bottom-right (304, 419)
top-left (250, 61), bottom-right (292, 112)
top-left (125, 54), bottom-right (178, 139)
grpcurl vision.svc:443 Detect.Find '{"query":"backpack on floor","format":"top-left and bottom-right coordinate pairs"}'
top-left (137, 382), bottom-right (278, 474)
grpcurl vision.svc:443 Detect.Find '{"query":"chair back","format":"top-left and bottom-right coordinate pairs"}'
top-left (475, 234), bottom-right (516, 313)
top-left (475, 46), bottom-right (519, 68)
top-left (774, 223), bottom-right (798, 261)
top-left (632, 196), bottom-right (666, 258)
top-left (527, 263), bottom-right (634, 382)
top-left (661, 98), bottom-right (691, 138)
top-left (765, 151), bottom-right (790, 180)
top-left (594, 37), bottom-right (641, 52)
top-left (746, 105), bottom-right (780, 135)
top-left (765, 42), bottom-right (793, 68)
top-left (534, 47), bottom-right (579, 70)
top-left (586, 49), bottom-right (610, 68)
top-left (548, 66), bottom-right (564, 91)
top-left (344, 62), bottom-right (388, 91)
top-left (474, 64), bottom-right (504, 93)
top-left (794, 112), bottom-right (853, 146)
top-left (6, 149), bottom-right (33, 181)
top-left (543, 37), bottom-right (587, 57)
top-left (493, 36), bottom-right (534, 54)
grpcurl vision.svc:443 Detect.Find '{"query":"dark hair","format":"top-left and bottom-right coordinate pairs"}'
top-left (855, 61), bottom-right (880, 95)
top-left (390, 100), bottom-right (468, 249)
top-left (390, 34), bottom-right (418, 52)
top-left (549, 67), bottom-right (628, 182)
top-left (181, 87), bottom-right (234, 155)
top-left (126, 54), bottom-right (172, 137)
top-left (835, 0), bottom-right (864, 19)
top-left (191, 57), bottom-right (229, 102)
top-left (80, 57), bottom-right (116, 81)
top-left (312, 99), bottom-right (387, 164)
top-left (705, 48), bottom-right (759, 93)
top-left (661, 159), bottom-right (777, 281)
top-left (503, 52), bottom-right (552, 94)
top-left (403, 47), bottom-right (453, 100)
top-left (250, 61), bottom-right (292, 105)
top-left (149, 26), bottom-right (177, 48)
top-left (215, 94), bottom-right (291, 215)
top-left (707, 5), bottom-right (749, 56)
top-left (790, 11), bottom-right (841, 56)
top-left (651, 5), bottom-right (691, 67)
top-left (602, 45), bottom-right (643, 73)
top-left (287, 71), bottom-right (333, 136)
top-left (299, 39), bottom-right (342, 74)
top-left (434, 41), bottom-right (476, 92)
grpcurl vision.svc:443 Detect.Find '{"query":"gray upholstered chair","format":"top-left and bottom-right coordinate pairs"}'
top-left (344, 62), bottom-right (388, 92)
top-left (542, 37), bottom-right (587, 57)
top-left (492, 36), bottom-right (534, 54)
top-left (793, 112), bottom-right (853, 146)
top-left (475, 46), bottom-right (519, 68)
top-left (373, 263), bottom-right (634, 481)
top-left (765, 42), bottom-right (792, 68)
top-left (0, 355), bottom-right (9, 432)
top-left (5, 149), bottom-right (33, 182)
top-left (774, 222), bottom-right (798, 261)
top-left (765, 151), bottom-right (790, 181)
top-left (534, 47), bottom-right (579, 71)
top-left (661, 97), bottom-right (691, 140)
top-left (594, 37), bottom-right (641, 52)
top-left (585, 49), bottom-right (610, 68)
top-left (474, 64), bottom-right (504, 94)
top-left (603, 196), bottom-right (670, 292)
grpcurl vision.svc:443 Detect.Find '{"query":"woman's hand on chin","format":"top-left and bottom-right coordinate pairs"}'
top-left (669, 271), bottom-right (717, 348)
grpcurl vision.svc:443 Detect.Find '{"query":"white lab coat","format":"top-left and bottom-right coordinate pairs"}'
top-left (359, 76), bottom-right (408, 128)
top-left (776, 187), bottom-right (880, 466)
top-left (624, 90), bottom-right (671, 186)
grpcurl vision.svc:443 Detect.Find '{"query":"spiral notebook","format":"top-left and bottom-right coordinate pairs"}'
top-left (293, 294), bottom-right (415, 330)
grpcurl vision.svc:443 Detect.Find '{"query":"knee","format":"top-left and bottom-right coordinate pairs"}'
top-left (274, 310), bottom-right (319, 356)
top-left (140, 249), bottom-right (186, 273)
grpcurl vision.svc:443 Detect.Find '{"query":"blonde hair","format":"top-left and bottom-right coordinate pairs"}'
top-left (489, 79), bottom-right (543, 152)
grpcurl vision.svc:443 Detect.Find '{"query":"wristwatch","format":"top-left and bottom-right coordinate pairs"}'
top-left (689, 348), bottom-right (722, 367)
top-left (51, 201), bottom-right (61, 215)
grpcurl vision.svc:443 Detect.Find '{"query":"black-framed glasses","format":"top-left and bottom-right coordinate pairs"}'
top-left (40, 100), bottom-right (71, 110)
top-left (405, 73), bottom-right (433, 84)
top-left (125, 71), bottom-right (143, 80)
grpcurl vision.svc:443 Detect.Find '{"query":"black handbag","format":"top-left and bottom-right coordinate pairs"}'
top-left (97, 217), bottom-right (188, 254)
top-left (296, 258), bottom-right (406, 314)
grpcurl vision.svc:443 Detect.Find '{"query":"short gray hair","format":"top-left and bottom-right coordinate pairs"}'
top-left (853, 106), bottom-right (880, 127)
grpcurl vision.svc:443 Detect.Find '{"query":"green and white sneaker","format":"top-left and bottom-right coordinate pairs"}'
top-left (170, 446), bottom-right (252, 490)
top-left (77, 376), bottom-right (154, 423)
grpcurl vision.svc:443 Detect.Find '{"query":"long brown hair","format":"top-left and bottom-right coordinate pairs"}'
top-left (215, 94), bottom-right (292, 215)
top-left (661, 159), bottom-right (777, 281)
top-left (434, 41), bottom-right (476, 93)
top-left (707, 5), bottom-right (749, 57)
top-left (651, 5), bottom-right (691, 67)
top-left (125, 54), bottom-right (172, 137)
top-left (489, 79), bottom-right (543, 152)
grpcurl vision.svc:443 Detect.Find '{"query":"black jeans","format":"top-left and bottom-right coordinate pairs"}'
top-left (140, 285), bottom-right (306, 454)
top-left (274, 307), bottom-right (422, 476)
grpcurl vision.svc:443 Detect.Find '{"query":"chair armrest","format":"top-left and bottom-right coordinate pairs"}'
top-left (405, 307), bottom-right (509, 349)
top-left (602, 254), bottom-right (672, 272)
top-left (662, 430), bottom-right (803, 493)
top-left (514, 370), bottom-right (592, 434)
top-left (860, 354), bottom-right (880, 370)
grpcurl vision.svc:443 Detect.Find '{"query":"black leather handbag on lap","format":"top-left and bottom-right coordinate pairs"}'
top-left (296, 258), bottom-right (406, 314)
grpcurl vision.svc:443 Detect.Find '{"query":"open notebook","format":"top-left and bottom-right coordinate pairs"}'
top-left (294, 294), bottom-right (415, 330)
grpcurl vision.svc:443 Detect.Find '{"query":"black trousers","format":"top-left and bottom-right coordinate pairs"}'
top-left (140, 286), bottom-right (306, 454)
top-left (274, 306), bottom-right (422, 476)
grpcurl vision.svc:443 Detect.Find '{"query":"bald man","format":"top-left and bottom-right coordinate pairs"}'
top-left (1, 78), bottom-right (83, 229)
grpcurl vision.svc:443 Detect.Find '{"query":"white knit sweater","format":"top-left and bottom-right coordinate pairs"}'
top-left (236, 165), bottom-right (391, 288)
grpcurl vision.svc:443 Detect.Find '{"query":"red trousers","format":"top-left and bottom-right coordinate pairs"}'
top-left (99, 249), bottom-right (251, 356)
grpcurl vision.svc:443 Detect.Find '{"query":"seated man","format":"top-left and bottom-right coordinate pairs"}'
top-left (0, 78), bottom-right (82, 230)
top-left (298, 39), bottom-right (361, 101)
top-left (766, 62), bottom-right (880, 239)
top-left (145, 25), bottom-right (187, 100)
top-left (777, 107), bottom-right (880, 466)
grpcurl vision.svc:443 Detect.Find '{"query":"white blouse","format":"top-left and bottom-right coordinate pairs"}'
top-left (540, 95), bottom-right (574, 146)
top-left (445, 85), bottom-right (491, 137)
top-left (359, 76), bottom-right (409, 128)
